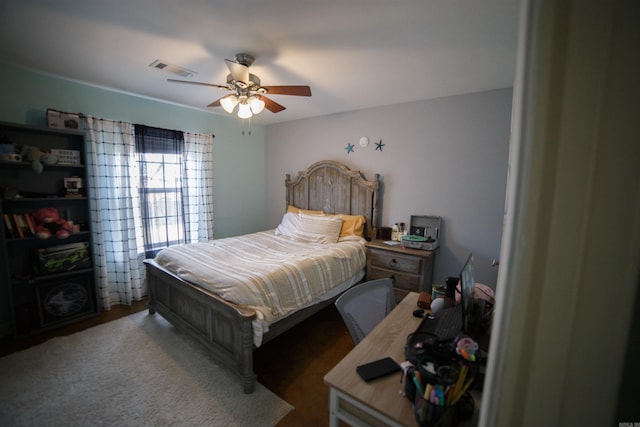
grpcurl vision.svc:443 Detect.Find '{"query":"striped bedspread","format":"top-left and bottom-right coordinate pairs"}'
top-left (154, 230), bottom-right (367, 346)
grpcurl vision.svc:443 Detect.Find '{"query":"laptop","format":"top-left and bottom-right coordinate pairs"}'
top-left (415, 253), bottom-right (475, 340)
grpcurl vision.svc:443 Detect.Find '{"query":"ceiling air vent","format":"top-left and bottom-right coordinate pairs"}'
top-left (149, 59), bottom-right (197, 78)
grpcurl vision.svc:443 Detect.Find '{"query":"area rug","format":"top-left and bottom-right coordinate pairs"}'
top-left (0, 311), bottom-right (293, 426)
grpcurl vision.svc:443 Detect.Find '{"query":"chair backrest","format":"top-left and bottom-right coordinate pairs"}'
top-left (334, 278), bottom-right (396, 345)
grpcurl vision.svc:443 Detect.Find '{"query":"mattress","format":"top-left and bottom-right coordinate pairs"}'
top-left (154, 230), bottom-right (367, 346)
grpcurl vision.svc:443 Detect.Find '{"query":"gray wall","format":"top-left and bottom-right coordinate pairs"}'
top-left (265, 88), bottom-right (512, 287)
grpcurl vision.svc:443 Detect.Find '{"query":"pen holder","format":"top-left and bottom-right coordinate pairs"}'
top-left (413, 391), bottom-right (474, 427)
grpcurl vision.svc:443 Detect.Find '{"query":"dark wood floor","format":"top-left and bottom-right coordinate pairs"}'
top-left (254, 303), bottom-right (355, 426)
top-left (0, 298), bottom-right (355, 426)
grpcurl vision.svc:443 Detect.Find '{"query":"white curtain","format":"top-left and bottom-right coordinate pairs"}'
top-left (82, 116), bottom-right (214, 310)
top-left (83, 116), bottom-right (143, 309)
top-left (182, 131), bottom-right (215, 241)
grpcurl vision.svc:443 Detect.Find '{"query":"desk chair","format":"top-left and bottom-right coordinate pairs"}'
top-left (335, 278), bottom-right (396, 345)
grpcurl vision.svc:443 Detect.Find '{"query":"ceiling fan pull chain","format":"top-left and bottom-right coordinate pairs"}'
top-left (241, 117), bottom-right (252, 136)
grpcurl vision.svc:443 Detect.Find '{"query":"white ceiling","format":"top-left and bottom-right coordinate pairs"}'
top-left (0, 0), bottom-right (520, 125)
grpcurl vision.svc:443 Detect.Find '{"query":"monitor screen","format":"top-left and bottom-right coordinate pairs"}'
top-left (459, 254), bottom-right (475, 331)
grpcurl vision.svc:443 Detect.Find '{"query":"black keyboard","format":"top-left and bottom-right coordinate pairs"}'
top-left (417, 306), bottom-right (463, 340)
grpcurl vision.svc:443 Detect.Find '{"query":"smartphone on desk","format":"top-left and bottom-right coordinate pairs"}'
top-left (356, 357), bottom-right (401, 382)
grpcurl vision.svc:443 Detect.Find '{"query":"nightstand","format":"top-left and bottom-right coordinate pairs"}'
top-left (365, 240), bottom-right (436, 302)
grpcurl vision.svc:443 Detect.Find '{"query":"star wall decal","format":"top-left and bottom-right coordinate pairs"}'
top-left (345, 143), bottom-right (355, 154)
top-left (375, 140), bottom-right (385, 151)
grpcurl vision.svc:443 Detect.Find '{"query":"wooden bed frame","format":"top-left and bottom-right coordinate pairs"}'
top-left (144, 160), bottom-right (380, 393)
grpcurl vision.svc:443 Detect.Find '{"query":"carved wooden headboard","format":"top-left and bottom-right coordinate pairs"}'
top-left (285, 160), bottom-right (380, 239)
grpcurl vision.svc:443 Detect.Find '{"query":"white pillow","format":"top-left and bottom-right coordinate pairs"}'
top-left (275, 212), bottom-right (300, 238)
top-left (292, 213), bottom-right (343, 244)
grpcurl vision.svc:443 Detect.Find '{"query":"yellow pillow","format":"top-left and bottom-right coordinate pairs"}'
top-left (337, 214), bottom-right (366, 238)
top-left (287, 205), bottom-right (324, 215)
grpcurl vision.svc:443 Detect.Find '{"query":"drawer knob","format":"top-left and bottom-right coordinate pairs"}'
top-left (389, 259), bottom-right (399, 269)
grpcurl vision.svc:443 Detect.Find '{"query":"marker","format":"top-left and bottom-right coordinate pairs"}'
top-left (412, 374), bottom-right (424, 397)
top-left (436, 385), bottom-right (445, 406)
top-left (424, 383), bottom-right (433, 400)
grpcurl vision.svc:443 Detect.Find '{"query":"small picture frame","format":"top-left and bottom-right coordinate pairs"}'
top-left (64, 177), bottom-right (83, 194)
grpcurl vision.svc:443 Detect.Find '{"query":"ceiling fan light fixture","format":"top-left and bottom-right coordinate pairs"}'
top-left (167, 53), bottom-right (312, 119)
top-left (220, 94), bottom-right (238, 113)
top-left (237, 102), bottom-right (253, 119)
top-left (249, 96), bottom-right (265, 114)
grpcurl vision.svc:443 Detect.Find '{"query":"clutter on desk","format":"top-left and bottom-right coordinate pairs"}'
top-left (431, 284), bottom-right (446, 301)
top-left (417, 291), bottom-right (432, 309)
top-left (403, 332), bottom-right (485, 427)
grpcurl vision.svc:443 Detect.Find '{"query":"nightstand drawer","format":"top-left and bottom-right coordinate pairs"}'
top-left (367, 267), bottom-right (420, 292)
top-left (368, 250), bottom-right (421, 274)
top-left (365, 240), bottom-right (436, 304)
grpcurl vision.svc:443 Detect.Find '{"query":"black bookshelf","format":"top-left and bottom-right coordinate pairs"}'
top-left (0, 122), bottom-right (98, 337)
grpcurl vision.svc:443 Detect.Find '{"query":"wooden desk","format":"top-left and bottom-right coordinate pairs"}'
top-left (324, 292), bottom-right (423, 426)
top-left (325, 292), bottom-right (482, 426)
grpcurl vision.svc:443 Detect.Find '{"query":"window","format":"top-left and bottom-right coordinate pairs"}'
top-left (83, 116), bottom-right (213, 308)
top-left (135, 126), bottom-right (186, 258)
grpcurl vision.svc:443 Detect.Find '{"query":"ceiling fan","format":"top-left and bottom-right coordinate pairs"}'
top-left (167, 53), bottom-right (312, 118)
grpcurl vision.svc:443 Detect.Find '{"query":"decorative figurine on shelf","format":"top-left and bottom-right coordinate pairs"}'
top-left (0, 136), bottom-right (22, 163)
top-left (32, 207), bottom-right (72, 239)
top-left (20, 145), bottom-right (58, 173)
top-left (31, 152), bottom-right (58, 173)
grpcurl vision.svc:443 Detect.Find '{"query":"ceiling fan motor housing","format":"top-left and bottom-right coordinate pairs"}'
top-left (234, 53), bottom-right (254, 67)
top-left (227, 73), bottom-right (262, 91)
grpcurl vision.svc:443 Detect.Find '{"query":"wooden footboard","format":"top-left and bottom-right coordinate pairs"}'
top-left (144, 258), bottom-right (349, 393)
top-left (144, 259), bottom-right (258, 393)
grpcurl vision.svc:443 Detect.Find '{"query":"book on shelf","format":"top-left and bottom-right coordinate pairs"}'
top-left (7, 213), bottom-right (34, 238)
top-left (22, 214), bottom-right (33, 237)
top-left (12, 213), bottom-right (25, 238)
top-left (24, 213), bottom-right (36, 235)
top-left (3, 213), bottom-right (17, 238)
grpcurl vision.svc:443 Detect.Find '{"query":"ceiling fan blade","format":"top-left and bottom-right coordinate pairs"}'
top-left (207, 98), bottom-right (223, 108)
top-left (262, 96), bottom-right (286, 113)
top-left (167, 78), bottom-right (227, 89)
top-left (224, 59), bottom-right (249, 84)
top-left (262, 85), bottom-right (312, 97)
